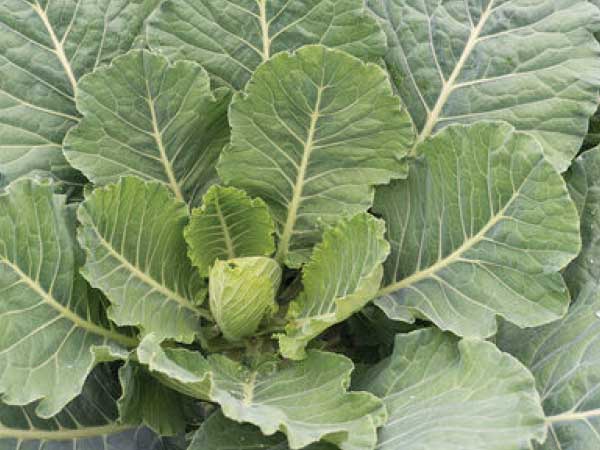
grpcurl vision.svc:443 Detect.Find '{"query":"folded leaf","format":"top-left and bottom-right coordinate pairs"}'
top-left (78, 176), bottom-right (208, 343)
top-left (147, 0), bottom-right (386, 90)
top-left (375, 122), bottom-right (580, 338)
top-left (64, 49), bottom-right (231, 204)
top-left (218, 45), bottom-right (414, 266)
top-left (0, 179), bottom-right (136, 417)
top-left (278, 213), bottom-right (389, 360)
top-left (0, 0), bottom-right (159, 184)
top-left (368, 0), bottom-right (600, 171)
top-left (361, 328), bottom-right (546, 450)
top-left (497, 285), bottom-right (600, 450)
top-left (185, 186), bottom-right (275, 276)
top-left (137, 334), bottom-right (386, 450)
top-left (210, 257), bottom-right (281, 341)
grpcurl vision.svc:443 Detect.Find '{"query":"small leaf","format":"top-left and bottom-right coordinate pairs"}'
top-left (185, 185), bottom-right (275, 276)
top-left (375, 122), bottom-right (580, 338)
top-left (137, 334), bottom-right (386, 450)
top-left (78, 176), bottom-right (207, 343)
top-left (278, 213), bottom-right (389, 360)
top-left (361, 328), bottom-right (546, 450)
top-left (148, 0), bottom-right (386, 90)
top-left (218, 45), bottom-right (414, 265)
top-left (209, 257), bottom-right (281, 341)
top-left (64, 49), bottom-right (231, 204)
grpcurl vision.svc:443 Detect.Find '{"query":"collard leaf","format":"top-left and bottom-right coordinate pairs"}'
top-left (375, 122), bottom-right (580, 338)
top-left (64, 49), bottom-right (231, 204)
top-left (147, 0), bottom-right (386, 90)
top-left (0, 178), bottom-right (136, 417)
top-left (278, 213), bottom-right (389, 360)
top-left (185, 186), bottom-right (276, 276)
top-left (218, 45), bottom-right (415, 266)
top-left (78, 176), bottom-right (208, 343)
top-left (0, 0), bottom-right (160, 185)
top-left (497, 285), bottom-right (600, 450)
top-left (368, 0), bottom-right (600, 171)
top-left (362, 328), bottom-right (546, 450)
top-left (0, 365), bottom-right (169, 450)
top-left (137, 335), bottom-right (386, 450)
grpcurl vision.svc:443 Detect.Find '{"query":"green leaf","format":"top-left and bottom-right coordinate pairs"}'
top-left (147, 0), bottom-right (386, 90)
top-left (374, 122), bottom-right (580, 338)
top-left (0, 365), bottom-right (170, 450)
top-left (278, 213), bottom-right (389, 360)
top-left (210, 257), bottom-right (281, 341)
top-left (63, 49), bottom-right (231, 204)
top-left (0, 0), bottom-right (160, 185)
top-left (218, 45), bottom-right (415, 266)
top-left (497, 285), bottom-right (600, 450)
top-left (0, 178), bottom-right (136, 417)
top-left (564, 147), bottom-right (600, 298)
top-left (137, 334), bottom-right (387, 450)
top-left (367, 0), bottom-right (600, 171)
top-left (361, 328), bottom-right (546, 450)
top-left (185, 185), bottom-right (276, 276)
top-left (78, 176), bottom-right (208, 343)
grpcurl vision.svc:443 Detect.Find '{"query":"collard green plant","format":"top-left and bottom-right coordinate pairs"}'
top-left (0, 1), bottom-right (600, 449)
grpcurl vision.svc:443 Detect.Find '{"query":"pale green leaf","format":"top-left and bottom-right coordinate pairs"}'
top-left (78, 176), bottom-right (208, 343)
top-left (0, 178), bottom-right (137, 417)
top-left (375, 122), bottom-right (580, 338)
top-left (147, 0), bottom-right (386, 90)
top-left (64, 49), bottom-right (231, 204)
top-left (278, 213), bottom-right (389, 360)
top-left (185, 185), bottom-right (275, 276)
top-left (368, 0), bottom-right (600, 171)
top-left (218, 45), bottom-right (415, 266)
top-left (497, 285), bottom-right (600, 450)
top-left (362, 328), bottom-right (546, 450)
top-left (137, 334), bottom-right (387, 450)
top-left (209, 257), bottom-right (281, 341)
top-left (0, 0), bottom-right (160, 185)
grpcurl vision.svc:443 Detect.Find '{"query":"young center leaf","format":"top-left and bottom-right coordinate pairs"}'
top-left (136, 334), bottom-right (386, 450)
top-left (374, 122), bottom-right (580, 338)
top-left (218, 45), bottom-right (415, 266)
top-left (185, 185), bottom-right (276, 276)
top-left (64, 49), bottom-right (231, 204)
top-left (278, 213), bottom-right (390, 360)
top-left (360, 328), bottom-right (546, 450)
top-left (0, 0), bottom-right (160, 185)
top-left (0, 179), bottom-right (137, 417)
top-left (147, 0), bottom-right (386, 90)
top-left (77, 176), bottom-right (208, 343)
top-left (367, 0), bottom-right (600, 171)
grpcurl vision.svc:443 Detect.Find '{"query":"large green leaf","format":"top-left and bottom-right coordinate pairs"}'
top-left (368, 0), bottom-right (600, 171)
top-left (137, 334), bottom-right (386, 450)
top-left (185, 185), bottom-right (276, 276)
top-left (0, 178), bottom-right (136, 417)
top-left (374, 122), bottom-right (580, 338)
top-left (78, 176), bottom-right (208, 343)
top-left (63, 50), bottom-right (231, 204)
top-left (278, 213), bottom-right (389, 360)
top-left (0, 0), bottom-right (159, 185)
top-left (497, 285), bottom-right (600, 450)
top-left (361, 328), bottom-right (546, 450)
top-left (147, 0), bottom-right (386, 90)
top-left (218, 45), bottom-right (415, 266)
top-left (0, 365), bottom-right (170, 450)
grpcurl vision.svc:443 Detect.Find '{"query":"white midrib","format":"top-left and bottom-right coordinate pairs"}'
top-left (32, 2), bottom-right (78, 95)
top-left (546, 409), bottom-right (600, 424)
top-left (258, 0), bottom-right (270, 60)
top-left (0, 423), bottom-right (133, 441)
top-left (411, 1), bottom-right (495, 152)
top-left (0, 257), bottom-right (137, 348)
top-left (145, 80), bottom-right (185, 203)
top-left (214, 193), bottom-right (236, 259)
top-left (276, 87), bottom-right (323, 262)
top-left (242, 371), bottom-right (258, 405)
